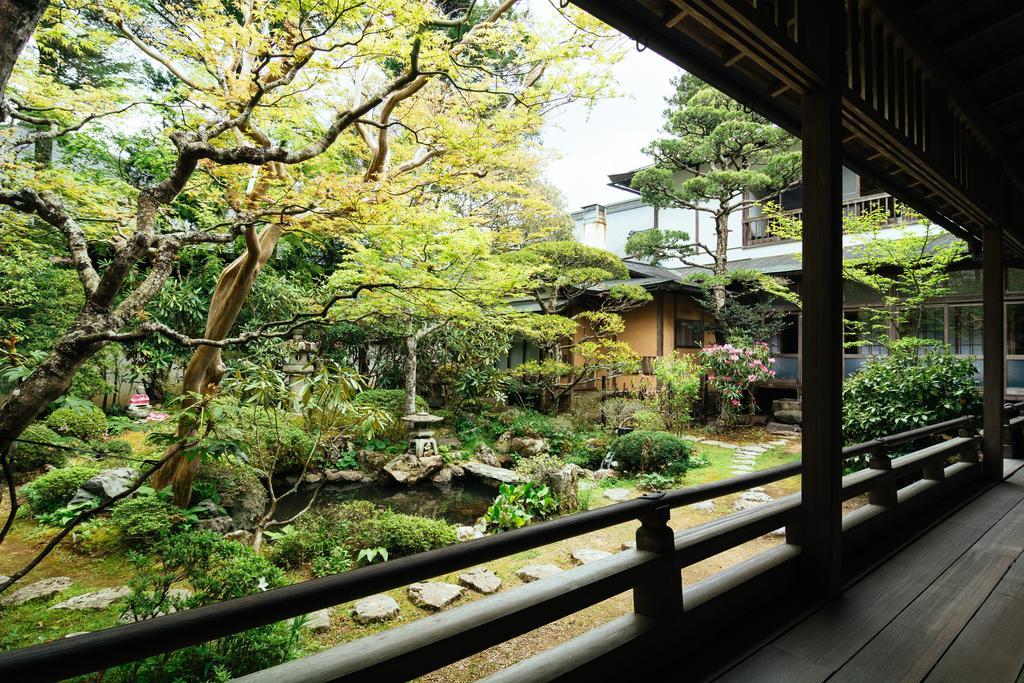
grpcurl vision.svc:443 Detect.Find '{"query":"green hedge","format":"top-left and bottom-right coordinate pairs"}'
top-left (11, 424), bottom-right (67, 473)
top-left (21, 465), bottom-right (100, 516)
top-left (45, 404), bottom-right (107, 440)
top-left (111, 495), bottom-right (188, 546)
top-left (609, 430), bottom-right (693, 475)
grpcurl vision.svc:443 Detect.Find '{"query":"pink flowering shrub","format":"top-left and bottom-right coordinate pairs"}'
top-left (698, 343), bottom-right (776, 421)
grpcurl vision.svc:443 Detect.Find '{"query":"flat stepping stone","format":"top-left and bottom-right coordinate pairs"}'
top-left (515, 564), bottom-right (564, 583)
top-left (603, 488), bottom-right (630, 502)
top-left (733, 498), bottom-right (768, 512)
top-left (408, 582), bottom-right (464, 611)
top-left (734, 456), bottom-right (757, 464)
top-left (353, 594), bottom-right (400, 623)
top-left (50, 587), bottom-right (130, 611)
top-left (458, 568), bottom-right (502, 594)
top-left (731, 465), bottom-right (754, 473)
top-left (570, 549), bottom-right (612, 565)
top-left (689, 500), bottom-right (715, 512)
top-left (747, 487), bottom-right (767, 494)
top-left (1, 577), bottom-right (72, 607)
top-left (743, 446), bottom-right (768, 453)
top-left (739, 491), bottom-right (774, 504)
top-left (303, 607), bottom-right (332, 632)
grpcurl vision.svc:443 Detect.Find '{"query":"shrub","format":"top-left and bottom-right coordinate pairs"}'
top-left (94, 439), bottom-right (133, 459)
top-left (352, 509), bottom-right (458, 557)
top-left (352, 389), bottom-right (427, 438)
top-left (222, 407), bottom-right (317, 474)
top-left (21, 465), bottom-right (100, 516)
top-left (601, 398), bottom-right (646, 430)
top-left (45, 404), bottom-right (107, 440)
top-left (10, 424), bottom-right (67, 473)
top-left (699, 343), bottom-right (775, 422)
top-left (842, 344), bottom-right (981, 450)
top-left (631, 409), bottom-right (666, 431)
top-left (111, 494), bottom-right (188, 546)
top-left (268, 501), bottom-right (374, 572)
top-left (485, 482), bottom-right (558, 531)
top-left (609, 430), bottom-right (693, 475)
top-left (113, 531), bottom-right (299, 681)
top-left (651, 354), bottom-right (701, 430)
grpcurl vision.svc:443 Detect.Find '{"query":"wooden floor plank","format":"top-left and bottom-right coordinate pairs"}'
top-left (717, 472), bottom-right (1024, 682)
top-left (830, 494), bottom-right (1024, 681)
top-left (925, 543), bottom-right (1024, 683)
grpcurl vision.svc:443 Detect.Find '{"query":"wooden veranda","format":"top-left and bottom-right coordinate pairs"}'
top-left (1, 1), bottom-right (1023, 681)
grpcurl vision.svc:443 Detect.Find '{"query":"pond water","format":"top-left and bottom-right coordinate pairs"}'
top-left (269, 478), bottom-right (497, 526)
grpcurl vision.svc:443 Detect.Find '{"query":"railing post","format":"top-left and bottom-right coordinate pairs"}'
top-left (867, 442), bottom-right (897, 506)
top-left (982, 223), bottom-right (1004, 481)
top-left (633, 502), bottom-right (683, 620)
top-left (959, 416), bottom-right (980, 464)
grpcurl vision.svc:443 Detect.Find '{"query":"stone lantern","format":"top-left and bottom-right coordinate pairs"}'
top-left (401, 411), bottom-right (443, 458)
top-left (282, 333), bottom-right (319, 401)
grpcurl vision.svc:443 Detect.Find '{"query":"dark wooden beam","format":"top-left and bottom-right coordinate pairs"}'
top-left (983, 223), bottom-right (1004, 481)
top-left (798, 0), bottom-right (845, 599)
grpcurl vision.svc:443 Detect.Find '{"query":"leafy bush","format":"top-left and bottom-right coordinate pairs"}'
top-left (636, 472), bottom-right (676, 492)
top-left (10, 424), bottom-right (67, 473)
top-left (601, 398), bottom-right (645, 430)
top-left (609, 430), bottom-right (693, 475)
top-left (221, 406), bottom-right (317, 474)
top-left (352, 509), bottom-right (458, 557)
top-left (21, 465), bottom-right (100, 516)
top-left (631, 409), bottom-right (666, 431)
top-left (112, 531), bottom-right (299, 681)
top-left (353, 389), bottom-right (427, 420)
top-left (192, 459), bottom-right (267, 530)
top-left (268, 501), bottom-right (374, 573)
top-left (699, 343), bottom-right (775, 422)
top-left (45, 404), bottom-right (107, 440)
top-left (651, 354), bottom-right (701, 430)
top-left (485, 482), bottom-right (558, 531)
top-left (94, 439), bottom-right (133, 459)
top-left (111, 494), bottom-right (188, 546)
top-left (490, 408), bottom-right (603, 462)
top-left (842, 344), bottom-right (981, 449)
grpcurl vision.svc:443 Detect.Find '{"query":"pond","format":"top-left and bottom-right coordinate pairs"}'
top-left (269, 478), bottom-right (497, 526)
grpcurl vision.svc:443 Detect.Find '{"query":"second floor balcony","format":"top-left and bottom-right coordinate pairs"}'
top-left (742, 193), bottom-right (916, 247)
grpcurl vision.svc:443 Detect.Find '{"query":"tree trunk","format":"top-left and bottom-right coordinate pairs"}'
top-left (711, 211), bottom-right (730, 317)
top-left (151, 225), bottom-right (283, 505)
top-left (404, 333), bottom-right (418, 416)
top-left (0, 0), bottom-right (49, 122)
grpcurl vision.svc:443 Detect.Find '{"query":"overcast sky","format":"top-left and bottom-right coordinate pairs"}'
top-left (536, 7), bottom-right (683, 213)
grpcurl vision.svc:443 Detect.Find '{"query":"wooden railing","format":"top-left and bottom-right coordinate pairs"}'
top-left (741, 193), bottom-right (917, 246)
top-left (0, 414), bottom-right (1005, 682)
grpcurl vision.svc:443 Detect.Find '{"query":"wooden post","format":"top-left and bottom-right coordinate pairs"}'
top-left (798, 0), bottom-right (845, 598)
top-left (632, 506), bottom-right (683, 619)
top-left (867, 443), bottom-right (897, 506)
top-left (983, 224), bottom-right (1004, 480)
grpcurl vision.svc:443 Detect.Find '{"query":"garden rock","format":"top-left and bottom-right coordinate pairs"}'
top-left (0, 576), bottom-right (8, 586)
top-left (353, 594), bottom-right (400, 624)
top-left (603, 488), bottom-right (630, 502)
top-left (541, 464), bottom-right (580, 515)
top-left (383, 453), bottom-right (443, 486)
top-left (510, 436), bottom-right (549, 458)
top-left (766, 422), bottom-right (800, 435)
top-left (689, 500), bottom-right (715, 512)
top-left (593, 468), bottom-right (619, 481)
top-left (357, 449), bottom-right (392, 472)
top-left (303, 472), bottom-right (323, 484)
top-left (462, 461), bottom-right (528, 488)
top-left (50, 587), bottom-right (130, 611)
top-left (198, 516), bottom-right (235, 534)
top-left (69, 467), bottom-right (136, 505)
top-left (772, 398), bottom-right (802, 413)
top-left (494, 432), bottom-right (513, 454)
top-left (733, 498), bottom-right (766, 512)
top-left (621, 541), bottom-right (637, 550)
top-left (515, 564), bottom-right (563, 583)
top-left (303, 607), bottom-right (332, 632)
top-left (431, 467), bottom-right (453, 484)
top-left (456, 526), bottom-right (483, 541)
top-left (224, 529), bottom-right (255, 545)
top-left (192, 499), bottom-right (222, 517)
top-left (739, 491), bottom-right (774, 504)
top-left (408, 582), bottom-right (464, 611)
top-left (773, 409), bottom-right (802, 425)
top-left (324, 469), bottom-right (364, 483)
top-left (473, 443), bottom-right (501, 467)
top-left (1, 577), bottom-right (73, 607)
top-left (458, 567), bottom-right (502, 594)
top-left (437, 436), bottom-right (461, 449)
top-left (570, 548), bottom-right (612, 565)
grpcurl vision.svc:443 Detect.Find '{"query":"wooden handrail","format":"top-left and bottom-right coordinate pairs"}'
top-left (0, 414), bottom-right (990, 681)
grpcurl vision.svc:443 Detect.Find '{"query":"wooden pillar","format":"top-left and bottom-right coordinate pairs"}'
top-left (983, 223), bottom-right (1004, 480)
top-left (798, 0), bottom-right (845, 598)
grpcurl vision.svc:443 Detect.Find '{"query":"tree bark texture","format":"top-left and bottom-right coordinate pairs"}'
top-left (0, 0), bottom-right (49, 121)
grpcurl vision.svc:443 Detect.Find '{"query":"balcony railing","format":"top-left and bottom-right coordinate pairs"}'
top-left (5, 406), bottom-right (1023, 682)
top-left (742, 193), bottom-right (915, 246)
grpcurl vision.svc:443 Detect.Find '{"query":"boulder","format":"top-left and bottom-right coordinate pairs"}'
top-left (739, 491), bottom-right (774, 504)
top-left (223, 529), bottom-right (255, 546)
top-left (303, 472), bottom-right (323, 484)
top-left (383, 453), bottom-right (443, 486)
top-left (352, 594), bottom-right (400, 624)
top-left (324, 469), bottom-right (364, 483)
top-left (408, 582), bottom-right (464, 611)
top-left (431, 467), bottom-right (453, 484)
top-left (766, 421), bottom-right (801, 435)
top-left (570, 549), bottom-right (612, 566)
top-left (510, 436), bottom-right (549, 458)
top-left (197, 516), bottom-right (235, 534)
top-left (50, 587), bottom-right (130, 611)
top-left (773, 409), bottom-right (802, 425)
top-left (456, 526), bottom-right (482, 541)
top-left (771, 398), bottom-right (802, 413)
top-left (593, 469), bottom-right (619, 481)
top-left (689, 500), bottom-right (715, 512)
top-left (461, 461), bottom-right (528, 488)
top-left (192, 499), bottom-right (223, 517)
top-left (458, 567), bottom-right (502, 594)
top-left (515, 564), bottom-right (563, 583)
top-left (1, 577), bottom-right (73, 607)
top-left (357, 449), bottom-right (393, 472)
top-left (69, 468), bottom-right (137, 506)
top-left (303, 607), bottom-right (332, 632)
top-left (473, 443), bottom-right (501, 467)
top-left (493, 432), bottom-right (513, 455)
top-left (540, 464), bottom-right (580, 515)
